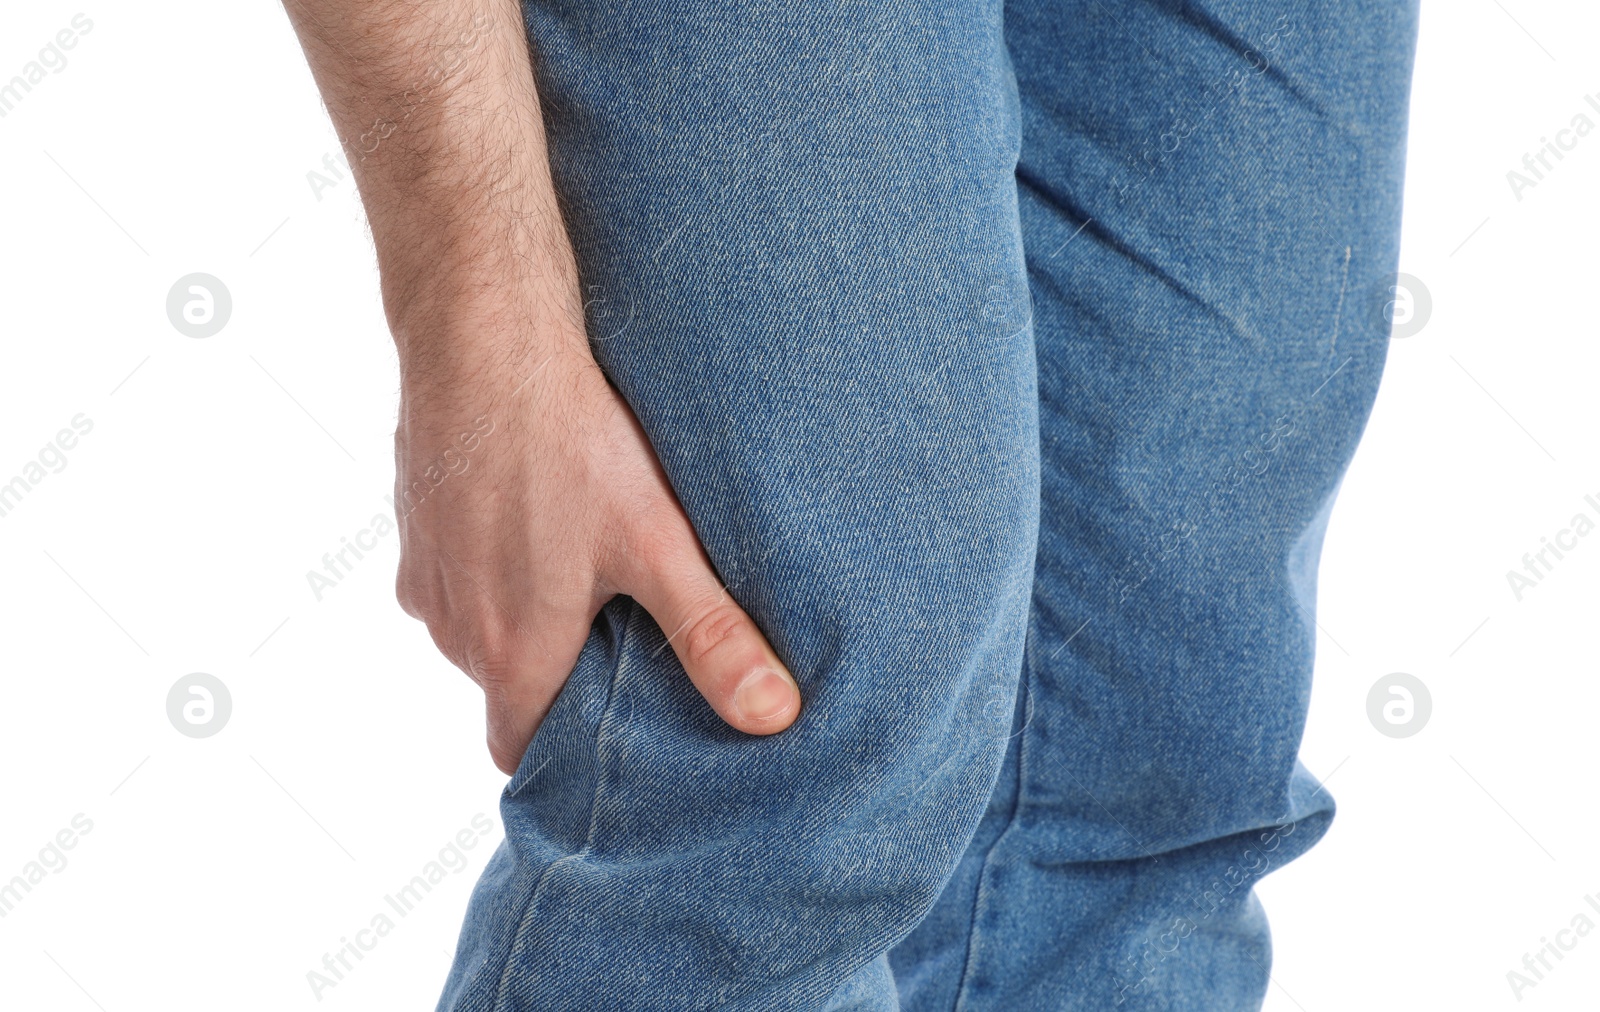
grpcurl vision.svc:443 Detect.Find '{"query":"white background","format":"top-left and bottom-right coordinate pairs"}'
top-left (0, 2), bottom-right (1593, 1010)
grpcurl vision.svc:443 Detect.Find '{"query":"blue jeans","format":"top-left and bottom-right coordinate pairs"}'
top-left (438, 1), bottom-right (1419, 1008)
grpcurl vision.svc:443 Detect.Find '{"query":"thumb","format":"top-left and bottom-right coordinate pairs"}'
top-left (627, 526), bottom-right (801, 735)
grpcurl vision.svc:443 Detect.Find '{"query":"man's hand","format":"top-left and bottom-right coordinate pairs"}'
top-left (395, 343), bottom-right (801, 773)
top-left (281, 0), bottom-right (799, 773)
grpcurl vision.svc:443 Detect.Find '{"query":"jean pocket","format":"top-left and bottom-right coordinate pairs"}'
top-left (503, 597), bottom-right (636, 800)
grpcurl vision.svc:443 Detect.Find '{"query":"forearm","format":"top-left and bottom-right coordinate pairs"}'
top-left (280, 0), bottom-right (801, 770)
top-left (280, 0), bottom-right (584, 380)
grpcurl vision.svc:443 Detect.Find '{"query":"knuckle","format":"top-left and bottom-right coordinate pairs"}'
top-left (486, 737), bottom-right (520, 776)
top-left (617, 517), bottom-right (678, 584)
top-left (420, 618), bottom-right (466, 668)
top-left (421, 612), bottom-right (511, 681)
top-left (395, 580), bottom-right (424, 620)
top-left (458, 618), bottom-right (522, 685)
top-left (467, 641), bottom-right (519, 685)
top-left (679, 599), bottom-right (746, 667)
top-left (394, 558), bottom-right (436, 621)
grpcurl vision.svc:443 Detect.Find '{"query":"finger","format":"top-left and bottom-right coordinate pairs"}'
top-left (421, 571), bottom-right (591, 775)
top-left (417, 618), bottom-right (556, 776)
top-left (469, 613), bottom-right (593, 774)
top-left (481, 671), bottom-right (560, 776)
top-left (628, 530), bottom-right (800, 735)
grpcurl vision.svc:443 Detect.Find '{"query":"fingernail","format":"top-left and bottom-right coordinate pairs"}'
top-left (734, 669), bottom-right (794, 722)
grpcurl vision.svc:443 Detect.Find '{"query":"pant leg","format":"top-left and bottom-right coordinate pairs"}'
top-left (890, 2), bottom-right (1420, 1008)
top-left (436, 2), bottom-right (1038, 1009)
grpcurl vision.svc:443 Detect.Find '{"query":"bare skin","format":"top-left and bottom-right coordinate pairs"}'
top-left (280, 0), bottom-right (800, 774)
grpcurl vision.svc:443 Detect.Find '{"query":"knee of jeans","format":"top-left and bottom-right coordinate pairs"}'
top-left (1011, 701), bottom-right (1340, 867)
top-left (1127, 804), bottom-right (1336, 932)
top-left (560, 539), bottom-right (1036, 842)
top-left (475, 544), bottom-right (1036, 1005)
top-left (527, 518), bottom-right (1025, 819)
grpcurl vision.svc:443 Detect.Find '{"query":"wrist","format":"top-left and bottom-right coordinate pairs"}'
top-left (394, 318), bottom-right (592, 420)
top-left (379, 210), bottom-right (590, 374)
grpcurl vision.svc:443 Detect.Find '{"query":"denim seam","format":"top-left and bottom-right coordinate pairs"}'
top-left (950, 620), bottom-right (1035, 1012)
top-left (485, 599), bottom-right (639, 1012)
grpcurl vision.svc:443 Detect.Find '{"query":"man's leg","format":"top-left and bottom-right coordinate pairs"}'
top-left (436, 2), bottom-right (1038, 1008)
top-left (891, 2), bottom-right (1420, 1008)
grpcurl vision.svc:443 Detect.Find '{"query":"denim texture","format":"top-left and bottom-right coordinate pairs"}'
top-left (437, 1), bottom-right (1419, 1008)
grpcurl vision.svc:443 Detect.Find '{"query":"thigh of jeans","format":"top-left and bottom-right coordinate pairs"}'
top-left (435, 3), bottom-right (1040, 1010)
top-left (892, 1), bottom-right (1421, 1008)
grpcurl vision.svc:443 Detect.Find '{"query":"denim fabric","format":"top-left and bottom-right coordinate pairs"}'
top-left (437, 1), bottom-right (1419, 1009)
